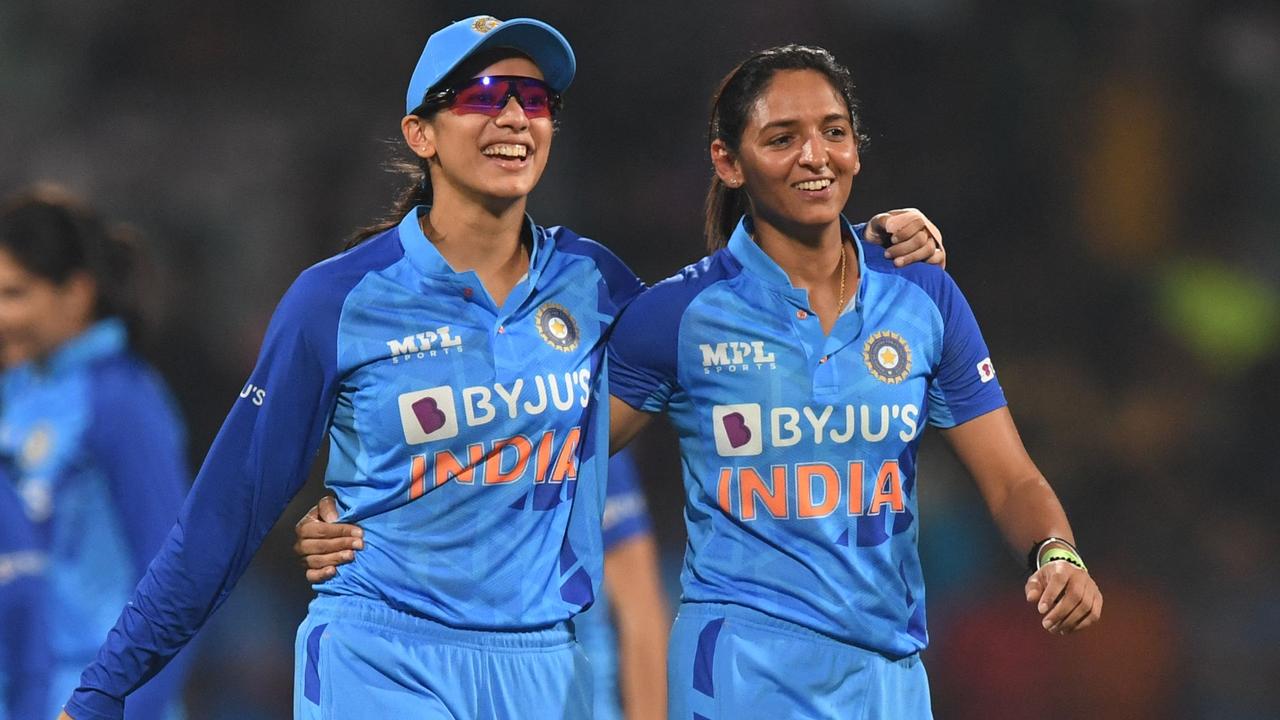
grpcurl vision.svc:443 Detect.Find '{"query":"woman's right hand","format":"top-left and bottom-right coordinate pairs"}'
top-left (293, 495), bottom-right (364, 582)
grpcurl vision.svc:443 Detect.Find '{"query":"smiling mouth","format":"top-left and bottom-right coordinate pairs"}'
top-left (482, 143), bottom-right (529, 160)
top-left (793, 179), bottom-right (833, 191)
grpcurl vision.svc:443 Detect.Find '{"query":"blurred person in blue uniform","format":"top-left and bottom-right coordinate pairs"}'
top-left (576, 449), bottom-right (669, 720)
top-left (0, 186), bottom-right (192, 719)
top-left (603, 45), bottom-right (1103, 719)
top-left (0, 468), bottom-right (51, 720)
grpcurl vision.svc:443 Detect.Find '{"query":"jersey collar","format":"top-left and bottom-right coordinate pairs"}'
top-left (396, 205), bottom-right (549, 283)
top-left (725, 214), bottom-right (870, 311)
top-left (13, 318), bottom-right (128, 382)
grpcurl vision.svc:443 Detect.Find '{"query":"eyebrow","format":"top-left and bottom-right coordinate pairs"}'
top-left (758, 113), bottom-right (852, 133)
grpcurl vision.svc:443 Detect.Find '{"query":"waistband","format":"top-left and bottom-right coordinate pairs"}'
top-left (677, 601), bottom-right (920, 666)
top-left (307, 595), bottom-right (576, 651)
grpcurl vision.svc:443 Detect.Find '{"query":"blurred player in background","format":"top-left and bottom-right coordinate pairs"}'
top-left (61, 14), bottom-right (946, 719)
top-left (604, 45), bottom-right (1102, 718)
top-left (0, 186), bottom-right (192, 719)
top-left (0, 466), bottom-right (51, 720)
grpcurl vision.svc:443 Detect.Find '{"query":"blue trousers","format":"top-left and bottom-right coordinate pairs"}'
top-left (668, 602), bottom-right (933, 719)
top-left (294, 596), bottom-right (592, 720)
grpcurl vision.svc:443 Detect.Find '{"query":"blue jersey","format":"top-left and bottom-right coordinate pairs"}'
top-left (0, 471), bottom-right (50, 720)
top-left (575, 448), bottom-right (654, 720)
top-left (608, 216), bottom-right (1006, 658)
top-left (0, 319), bottom-right (190, 716)
top-left (67, 208), bottom-right (643, 718)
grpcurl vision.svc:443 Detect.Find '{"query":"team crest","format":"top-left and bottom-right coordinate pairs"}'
top-left (21, 423), bottom-right (54, 468)
top-left (535, 303), bottom-right (580, 352)
top-left (863, 330), bottom-right (912, 384)
top-left (473, 16), bottom-right (501, 33)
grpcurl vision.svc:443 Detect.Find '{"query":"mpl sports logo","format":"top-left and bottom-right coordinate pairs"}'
top-left (698, 340), bottom-right (777, 374)
top-left (386, 326), bottom-right (463, 364)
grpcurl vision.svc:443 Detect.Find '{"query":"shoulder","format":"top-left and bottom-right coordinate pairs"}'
top-left (860, 239), bottom-right (959, 310)
top-left (85, 353), bottom-right (182, 429)
top-left (544, 225), bottom-right (643, 307)
top-left (624, 249), bottom-right (741, 320)
top-left (288, 229), bottom-right (406, 306)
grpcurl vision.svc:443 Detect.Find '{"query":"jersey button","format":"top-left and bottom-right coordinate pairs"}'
top-left (497, 325), bottom-right (506, 334)
top-left (796, 309), bottom-right (809, 320)
top-left (819, 355), bottom-right (828, 364)
top-left (463, 287), bottom-right (473, 298)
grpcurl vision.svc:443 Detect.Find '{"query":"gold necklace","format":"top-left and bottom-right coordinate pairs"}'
top-left (837, 241), bottom-right (848, 310)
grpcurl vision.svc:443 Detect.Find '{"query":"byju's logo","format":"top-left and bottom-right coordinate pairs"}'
top-left (712, 403), bottom-right (763, 456)
top-left (698, 341), bottom-right (777, 374)
top-left (387, 327), bottom-right (463, 364)
top-left (398, 386), bottom-right (460, 444)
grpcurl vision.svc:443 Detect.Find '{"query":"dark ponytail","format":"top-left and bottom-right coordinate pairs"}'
top-left (0, 184), bottom-right (146, 343)
top-left (345, 155), bottom-right (433, 249)
top-left (703, 44), bottom-right (869, 252)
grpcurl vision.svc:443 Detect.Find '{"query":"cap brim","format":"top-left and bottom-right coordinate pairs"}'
top-left (464, 19), bottom-right (575, 93)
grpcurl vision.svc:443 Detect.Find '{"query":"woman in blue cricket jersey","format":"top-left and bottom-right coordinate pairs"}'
top-left (601, 45), bottom-right (1104, 718)
top-left (0, 186), bottom-right (193, 720)
top-left (61, 15), bottom-right (947, 720)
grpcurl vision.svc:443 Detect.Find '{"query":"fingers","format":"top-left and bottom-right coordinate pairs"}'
top-left (295, 535), bottom-right (363, 559)
top-left (1033, 565), bottom-right (1103, 635)
top-left (306, 566), bottom-right (338, 583)
top-left (318, 494), bottom-right (340, 522)
top-left (303, 548), bottom-right (357, 571)
top-left (1024, 574), bottom-right (1044, 604)
top-left (876, 210), bottom-right (944, 269)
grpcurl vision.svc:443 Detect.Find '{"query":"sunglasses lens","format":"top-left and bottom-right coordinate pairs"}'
top-left (450, 77), bottom-right (555, 118)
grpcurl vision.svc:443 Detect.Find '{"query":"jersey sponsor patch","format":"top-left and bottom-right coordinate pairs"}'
top-left (398, 386), bottom-right (460, 443)
top-left (535, 302), bottom-right (580, 352)
top-left (863, 330), bottom-right (912, 384)
top-left (712, 403), bottom-right (763, 456)
top-left (976, 356), bottom-right (996, 383)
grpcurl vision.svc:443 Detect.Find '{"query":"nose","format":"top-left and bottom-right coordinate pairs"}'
top-left (494, 96), bottom-right (529, 131)
top-left (798, 132), bottom-right (827, 171)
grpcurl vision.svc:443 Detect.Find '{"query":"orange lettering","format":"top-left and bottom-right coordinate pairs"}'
top-left (533, 430), bottom-right (556, 482)
top-left (550, 427), bottom-right (582, 482)
top-left (847, 461), bottom-right (864, 515)
top-left (489, 435), bottom-right (533, 484)
top-left (432, 443), bottom-right (487, 488)
top-left (797, 463), bottom-right (839, 518)
top-left (868, 460), bottom-right (904, 515)
top-left (740, 466), bottom-right (787, 520)
top-left (409, 454), bottom-right (427, 500)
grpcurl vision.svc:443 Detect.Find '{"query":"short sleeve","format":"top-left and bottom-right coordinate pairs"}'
top-left (608, 287), bottom-right (682, 413)
top-left (925, 273), bottom-right (1007, 428)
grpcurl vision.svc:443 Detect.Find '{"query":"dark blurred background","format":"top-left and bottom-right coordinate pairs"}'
top-left (4, 0), bottom-right (1279, 717)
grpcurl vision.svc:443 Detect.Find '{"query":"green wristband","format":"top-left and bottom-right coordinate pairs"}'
top-left (1038, 545), bottom-right (1087, 572)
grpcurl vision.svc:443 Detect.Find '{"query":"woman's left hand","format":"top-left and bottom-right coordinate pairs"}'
top-left (1025, 562), bottom-right (1103, 635)
top-left (864, 208), bottom-right (945, 269)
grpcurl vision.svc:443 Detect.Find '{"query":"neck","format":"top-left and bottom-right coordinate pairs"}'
top-left (751, 214), bottom-right (848, 289)
top-left (424, 183), bottom-right (529, 275)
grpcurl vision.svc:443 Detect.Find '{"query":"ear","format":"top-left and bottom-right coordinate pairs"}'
top-left (401, 115), bottom-right (438, 161)
top-left (710, 139), bottom-right (742, 188)
top-left (60, 271), bottom-right (98, 326)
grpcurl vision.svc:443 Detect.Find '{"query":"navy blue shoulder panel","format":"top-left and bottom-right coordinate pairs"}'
top-left (608, 249), bottom-right (742, 410)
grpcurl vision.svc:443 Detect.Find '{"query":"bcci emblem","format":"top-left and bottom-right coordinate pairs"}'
top-left (863, 330), bottom-right (912, 384)
top-left (472, 16), bottom-right (501, 33)
top-left (535, 303), bottom-right (580, 352)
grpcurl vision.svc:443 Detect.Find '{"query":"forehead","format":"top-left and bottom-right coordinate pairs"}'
top-left (747, 69), bottom-right (849, 127)
top-left (472, 54), bottom-right (544, 80)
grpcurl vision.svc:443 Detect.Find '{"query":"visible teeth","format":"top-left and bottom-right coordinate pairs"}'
top-left (794, 179), bottom-right (832, 191)
top-left (483, 144), bottom-right (528, 158)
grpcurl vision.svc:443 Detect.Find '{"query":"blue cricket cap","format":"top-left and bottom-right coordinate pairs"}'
top-left (405, 15), bottom-right (576, 114)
